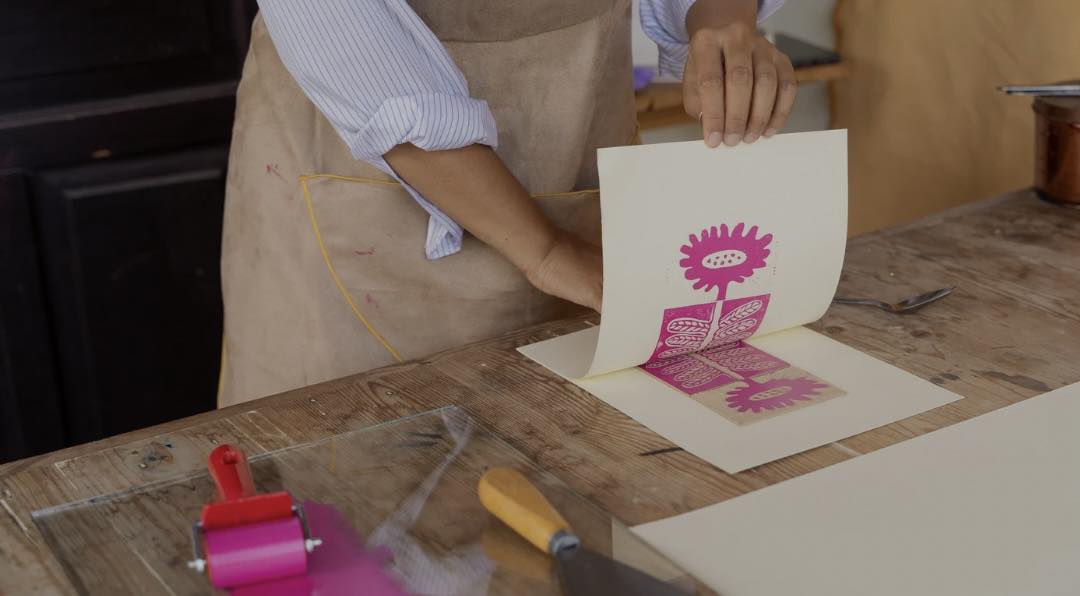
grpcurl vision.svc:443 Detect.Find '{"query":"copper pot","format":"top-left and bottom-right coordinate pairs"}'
top-left (1034, 87), bottom-right (1080, 204)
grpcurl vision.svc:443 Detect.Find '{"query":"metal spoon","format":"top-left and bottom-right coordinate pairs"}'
top-left (832, 287), bottom-right (955, 313)
top-left (998, 84), bottom-right (1080, 97)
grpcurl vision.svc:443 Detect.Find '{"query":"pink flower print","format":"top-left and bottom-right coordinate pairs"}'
top-left (699, 343), bottom-right (788, 377)
top-left (652, 304), bottom-right (718, 361)
top-left (643, 354), bottom-right (740, 393)
top-left (649, 295), bottom-right (770, 361)
top-left (679, 223), bottom-right (772, 300)
top-left (701, 297), bottom-right (767, 350)
top-left (725, 377), bottom-right (829, 413)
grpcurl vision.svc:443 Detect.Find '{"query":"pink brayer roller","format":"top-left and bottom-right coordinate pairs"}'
top-left (187, 444), bottom-right (322, 589)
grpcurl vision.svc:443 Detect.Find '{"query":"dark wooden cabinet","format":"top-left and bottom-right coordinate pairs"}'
top-left (0, 2), bottom-right (257, 462)
top-left (33, 149), bottom-right (228, 443)
top-left (0, 2), bottom-right (253, 114)
top-left (0, 173), bottom-right (64, 461)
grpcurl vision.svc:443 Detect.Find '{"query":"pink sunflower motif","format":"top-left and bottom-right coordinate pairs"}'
top-left (725, 377), bottom-right (829, 413)
top-left (700, 343), bottom-right (788, 377)
top-left (651, 295), bottom-right (770, 361)
top-left (642, 353), bottom-right (740, 394)
top-left (679, 223), bottom-right (772, 300)
top-left (702, 297), bottom-right (766, 349)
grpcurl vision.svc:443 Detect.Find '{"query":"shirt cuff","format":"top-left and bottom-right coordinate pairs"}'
top-left (657, 0), bottom-right (786, 80)
top-left (345, 93), bottom-right (499, 162)
top-left (371, 157), bottom-right (465, 260)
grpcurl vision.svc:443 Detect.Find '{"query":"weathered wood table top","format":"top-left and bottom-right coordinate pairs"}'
top-left (3, 189), bottom-right (1079, 594)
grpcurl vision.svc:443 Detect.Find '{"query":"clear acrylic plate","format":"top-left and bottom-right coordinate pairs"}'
top-left (33, 406), bottom-right (711, 595)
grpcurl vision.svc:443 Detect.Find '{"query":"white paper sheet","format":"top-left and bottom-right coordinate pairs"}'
top-left (633, 383), bottom-right (1080, 596)
top-left (573, 130), bottom-right (848, 378)
top-left (520, 130), bottom-right (961, 472)
top-left (520, 326), bottom-right (960, 473)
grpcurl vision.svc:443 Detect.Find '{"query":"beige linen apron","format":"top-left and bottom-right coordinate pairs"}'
top-left (219, 1), bottom-right (637, 406)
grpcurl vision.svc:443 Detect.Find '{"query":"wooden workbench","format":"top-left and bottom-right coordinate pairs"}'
top-left (3, 188), bottom-right (1079, 594)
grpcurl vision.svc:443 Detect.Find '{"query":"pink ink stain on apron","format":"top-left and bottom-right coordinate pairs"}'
top-left (230, 502), bottom-right (409, 596)
top-left (265, 163), bottom-right (286, 182)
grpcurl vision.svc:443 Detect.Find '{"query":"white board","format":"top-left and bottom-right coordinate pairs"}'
top-left (634, 383), bottom-right (1080, 596)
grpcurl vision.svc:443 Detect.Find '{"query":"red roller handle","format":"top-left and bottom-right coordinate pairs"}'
top-left (208, 444), bottom-right (256, 502)
top-left (201, 445), bottom-right (295, 530)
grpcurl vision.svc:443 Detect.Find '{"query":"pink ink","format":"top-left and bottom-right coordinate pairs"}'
top-left (354, 247), bottom-right (376, 256)
top-left (642, 354), bottom-right (740, 394)
top-left (647, 223), bottom-right (773, 363)
top-left (699, 342), bottom-right (787, 377)
top-left (364, 293), bottom-right (378, 309)
top-left (725, 377), bottom-right (829, 413)
top-left (642, 334), bottom-right (786, 395)
top-left (680, 223), bottom-right (772, 300)
top-left (707, 296), bottom-right (770, 349)
top-left (641, 222), bottom-right (833, 411)
top-left (230, 502), bottom-right (406, 596)
top-left (265, 163), bottom-right (286, 182)
top-left (206, 517), bottom-right (307, 589)
top-left (648, 294), bottom-right (770, 362)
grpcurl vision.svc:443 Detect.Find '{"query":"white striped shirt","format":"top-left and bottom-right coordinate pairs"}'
top-left (257, 0), bottom-right (785, 259)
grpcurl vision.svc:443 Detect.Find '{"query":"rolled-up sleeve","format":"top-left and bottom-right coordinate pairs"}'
top-left (257, 0), bottom-right (497, 259)
top-left (640, 0), bottom-right (786, 78)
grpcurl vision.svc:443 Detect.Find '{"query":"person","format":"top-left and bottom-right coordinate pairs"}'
top-left (218, 0), bottom-right (795, 406)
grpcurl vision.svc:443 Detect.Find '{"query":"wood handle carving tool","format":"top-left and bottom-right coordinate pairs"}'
top-left (478, 467), bottom-right (692, 596)
top-left (187, 444), bottom-right (322, 589)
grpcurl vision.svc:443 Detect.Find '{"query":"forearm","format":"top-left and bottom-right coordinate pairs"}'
top-left (686, 0), bottom-right (757, 36)
top-left (384, 143), bottom-right (558, 275)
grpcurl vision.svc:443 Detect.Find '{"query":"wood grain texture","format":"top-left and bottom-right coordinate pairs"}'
top-left (2, 189), bottom-right (1078, 593)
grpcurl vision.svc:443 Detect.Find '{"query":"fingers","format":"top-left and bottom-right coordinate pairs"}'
top-left (721, 25), bottom-right (754, 147)
top-left (690, 32), bottom-right (726, 147)
top-left (684, 24), bottom-right (797, 147)
top-left (682, 53), bottom-right (702, 124)
top-left (766, 53), bottom-right (797, 137)
top-left (743, 43), bottom-right (778, 143)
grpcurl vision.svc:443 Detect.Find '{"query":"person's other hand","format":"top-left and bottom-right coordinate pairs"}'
top-left (525, 231), bottom-right (603, 312)
top-left (683, 20), bottom-right (797, 147)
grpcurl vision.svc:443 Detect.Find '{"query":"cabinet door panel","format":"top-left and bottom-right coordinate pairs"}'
top-left (34, 148), bottom-right (227, 442)
top-left (0, 172), bottom-right (64, 462)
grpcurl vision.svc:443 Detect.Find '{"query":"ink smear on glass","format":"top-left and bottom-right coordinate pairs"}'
top-left (641, 223), bottom-right (845, 424)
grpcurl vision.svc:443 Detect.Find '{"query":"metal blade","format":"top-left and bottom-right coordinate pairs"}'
top-left (556, 546), bottom-right (692, 596)
top-left (998, 84), bottom-right (1080, 96)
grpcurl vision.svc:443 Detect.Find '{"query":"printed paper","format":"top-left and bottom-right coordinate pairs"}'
top-left (519, 131), bottom-right (961, 470)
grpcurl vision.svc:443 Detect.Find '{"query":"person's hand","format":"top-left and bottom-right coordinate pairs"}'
top-left (683, 19), bottom-right (797, 147)
top-left (525, 231), bottom-right (603, 312)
